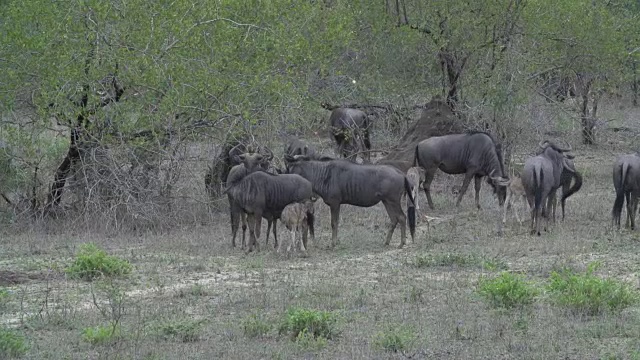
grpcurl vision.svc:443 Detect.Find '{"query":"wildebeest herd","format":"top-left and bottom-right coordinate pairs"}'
top-left (212, 105), bottom-right (640, 255)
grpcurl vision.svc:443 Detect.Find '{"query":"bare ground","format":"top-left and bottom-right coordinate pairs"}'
top-left (2, 144), bottom-right (640, 360)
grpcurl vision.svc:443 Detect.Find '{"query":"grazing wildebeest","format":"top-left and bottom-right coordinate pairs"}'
top-left (205, 142), bottom-right (273, 201)
top-left (612, 153), bottom-right (640, 230)
top-left (323, 104), bottom-right (371, 163)
top-left (284, 138), bottom-right (319, 158)
top-left (521, 140), bottom-right (574, 235)
top-left (284, 155), bottom-right (416, 249)
top-left (225, 160), bottom-right (271, 248)
top-left (279, 198), bottom-right (317, 254)
top-left (225, 171), bottom-right (314, 252)
top-left (413, 131), bottom-right (507, 210)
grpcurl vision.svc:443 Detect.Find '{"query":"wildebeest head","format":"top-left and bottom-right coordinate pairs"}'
top-left (536, 140), bottom-right (575, 173)
top-left (229, 143), bottom-right (273, 173)
top-left (488, 170), bottom-right (509, 206)
top-left (284, 138), bottom-right (317, 158)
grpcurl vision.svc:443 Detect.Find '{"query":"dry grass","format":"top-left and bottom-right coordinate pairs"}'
top-left (2, 126), bottom-right (640, 359)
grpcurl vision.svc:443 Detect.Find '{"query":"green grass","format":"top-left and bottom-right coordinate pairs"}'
top-left (413, 253), bottom-right (508, 271)
top-left (81, 323), bottom-right (122, 345)
top-left (546, 263), bottom-right (639, 315)
top-left (373, 325), bottom-right (416, 353)
top-left (153, 319), bottom-right (207, 343)
top-left (477, 272), bottom-right (540, 309)
top-left (278, 307), bottom-right (338, 341)
top-left (0, 327), bottom-right (29, 358)
top-left (243, 313), bottom-right (271, 338)
top-left (66, 243), bottom-right (132, 280)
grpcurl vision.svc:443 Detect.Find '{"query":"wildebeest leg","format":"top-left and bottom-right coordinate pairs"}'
top-left (502, 189), bottom-right (512, 224)
top-left (300, 222), bottom-right (308, 253)
top-left (246, 213), bottom-right (258, 253)
top-left (287, 227), bottom-right (296, 253)
top-left (630, 192), bottom-right (639, 230)
top-left (230, 203), bottom-right (240, 248)
top-left (422, 168), bottom-right (437, 210)
top-left (382, 201), bottom-right (406, 248)
top-left (306, 210), bottom-right (315, 244)
top-left (625, 192), bottom-right (632, 228)
top-left (241, 212), bottom-right (247, 249)
top-left (329, 205), bottom-right (341, 248)
top-left (473, 175), bottom-right (482, 210)
top-left (455, 171), bottom-right (475, 208)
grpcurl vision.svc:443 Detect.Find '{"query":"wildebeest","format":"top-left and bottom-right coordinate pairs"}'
top-left (547, 157), bottom-right (583, 221)
top-left (284, 138), bottom-right (319, 158)
top-left (225, 171), bottom-right (314, 252)
top-left (493, 174), bottom-right (527, 224)
top-left (611, 153), bottom-right (640, 230)
top-left (279, 199), bottom-right (316, 255)
top-left (323, 104), bottom-right (371, 163)
top-left (225, 151), bottom-right (274, 248)
top-left (284, 155), bottom-right (416, 248)
top-left (521, 140), bottom-right (574, 235)
top-left (413, 131), bottom-right (507, 210)
top-left (205, 142), bottom-right (273, 200)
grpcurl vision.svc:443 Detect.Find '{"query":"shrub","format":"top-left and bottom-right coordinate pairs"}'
top-left (155, 319), bottom-right (207, 343)
top-left (66, 243), bottom-right (132, 280)
top-left (81, 324), bottom-right (121, 345)
top-left (243, 314), bottom-right (271, 338)
top-left (477, 272), bottom-right (539, 309)
top-left (295, 328), bottom-right (328, 351)
top-left (0, 327), bottom-right (29, 358)
top-left (373, 325), bottom-right (416, 353)
top-left (546, 263), bottom-right (638, 315)
top-left (278, 307), bottom-right (337, 341)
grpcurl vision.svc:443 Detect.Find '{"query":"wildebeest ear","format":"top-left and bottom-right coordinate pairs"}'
top-left (565, 154), bottom-right (575, 159)
top-left (232, 154), bottom-right (244, 164)
top-left (302, 145), bottom-right (308, 156)
top-left (562, 158), bottom-right (576, 172)
top-left (310, 195), bottom-right (319, 202)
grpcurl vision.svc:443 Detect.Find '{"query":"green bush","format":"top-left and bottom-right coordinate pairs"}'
top-left (243, 314), bottom-right (271, 338)
top-left (373, 325), bottom-right (416, 353)
top-left (0, 327), bottom-right (29, 358)
top-left (278, 307), bottom-right (337, 341)
top-left (546, 263), bottom-right (638, 315)
top-left (294, 328), bottom-right (328, 351)
top-left (155, 319), bottom-right (207, 343)
top-left (81, 324), bottom-right (121, 345)
top-left (477, 272), bottom-right (539, 309)
top-left (66, 243), bottom-right (132, 280)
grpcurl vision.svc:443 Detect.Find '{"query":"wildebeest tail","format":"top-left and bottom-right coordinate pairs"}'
top-left (306, 210), bottom-right (315, 239)
top-left (404, 177), bottom-right (416, 239)
top-left (612, 162), bottom-right (629, 223)
top-left (413, 144), bottom-right (420, 167)
top-left (561, 171), bottom-right (583, 203)
top-left (533, 167), bottom-right (544, 212)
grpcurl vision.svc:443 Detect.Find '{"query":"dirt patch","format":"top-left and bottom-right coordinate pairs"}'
top-left (0, 270), bottom-right (61, 286)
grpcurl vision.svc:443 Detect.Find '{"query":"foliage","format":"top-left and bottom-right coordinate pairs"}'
top-left (243, 313), bottom-right (271, 339)
top-left (278, 307), bottom-right (338, 341)
top-left (0, 327), bottom-right (29, 358)
top-left (477, 272), bottom-right (540, 309)
top-left (373, 325), bottom-right (416, 353)
top-left (155, 319), bottom-right (207, 343)
top-left (546, 262), bottom-right (639, 315)
top-left (66, 243), bottom-right (132, 280)
top-left (81, 323), bottom-right (122, 345)
top-left (294, 328), bottom-right (328, 351)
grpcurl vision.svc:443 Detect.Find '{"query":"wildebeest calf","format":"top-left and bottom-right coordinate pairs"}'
top-left (493, 174), bottom-right (528, 224)
top-left (279, 199), bottom-right (316, 254)
top-left (404, 167), bottom-right (425, 211)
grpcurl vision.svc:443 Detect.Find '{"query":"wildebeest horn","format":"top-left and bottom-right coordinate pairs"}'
top-left (557, 140), bottom-right (572, 153)
top-left (538, 140), bottom-right (550, 149)
top-left (228, 143), bottom-right (245, 158)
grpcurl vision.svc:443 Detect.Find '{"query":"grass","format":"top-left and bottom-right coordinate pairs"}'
top-left (546, 262), bottom-right (639, 315)
top-left (373, 325), bottom-right (416, 353)
top-left (477, 272), bottom-right (540, 309)
top-left (278, 307), bottom-right (338, 341)
top-left (0, 327), bottom-right (29, 358)
top-left (81, 323), bottom-right (122, 345)
top-left (413, 253), bottom-right (508, 271)
top-left (243, 313), bottom-right (271, 338)
top-left (66, 243), bottom-right (132, 280)
top-left (153, 319), bottom-right (207, 343)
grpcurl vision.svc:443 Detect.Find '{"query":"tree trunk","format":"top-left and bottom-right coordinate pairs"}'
top-left (46, 127), bottom-right (81, 209)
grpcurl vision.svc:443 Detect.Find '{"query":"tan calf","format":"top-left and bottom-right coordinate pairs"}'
top-left (279, 200), bottom-right (315, 254)
top-left (496, 175), bottom-right (528, 224)
top-left (404, 167), bottom-right (425, 211)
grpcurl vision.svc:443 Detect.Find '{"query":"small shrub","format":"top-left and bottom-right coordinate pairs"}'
top-left (0, 327), bottom-right (29, 358)
top-left (477, 272), bottom-right (539, 309)
top-left (546, 263), bottom-right (638, 315)
top-left (81, 324), bottom-right (121, 345)
top-left (373, 325), bottom-right (416, 353)
top-left (66, 243), bottom-right (132, 280)
top-left (243, 314), bottom-right (271, 338)
top-left (0, 288), bottom-right (9, 312)
top-left (278, 307), bottom-right (337, 341)
top-left (405, 285), bottom-right (423, 303)
top-left (295, 328), bottom-right (328, 351)
top-left (156, 319), bottom-right (207, 342)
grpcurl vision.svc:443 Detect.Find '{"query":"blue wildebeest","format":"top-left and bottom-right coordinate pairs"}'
top-left (225, 149), bottom-right (273, 248)
top-left (547, 156), bottom-right (583, 221)
top-left (284, 155), bottom-right (416, 249)
top-left (522, 140), bottom-right (575, 235)
top-left (323, 104), bottom-right (372, 163)
top-left (225, 171), bottom-right (314, 253)
top-left (413, 131), bottom-right (507, 210)
top-left (612, 153), bottom-right (640, 230)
